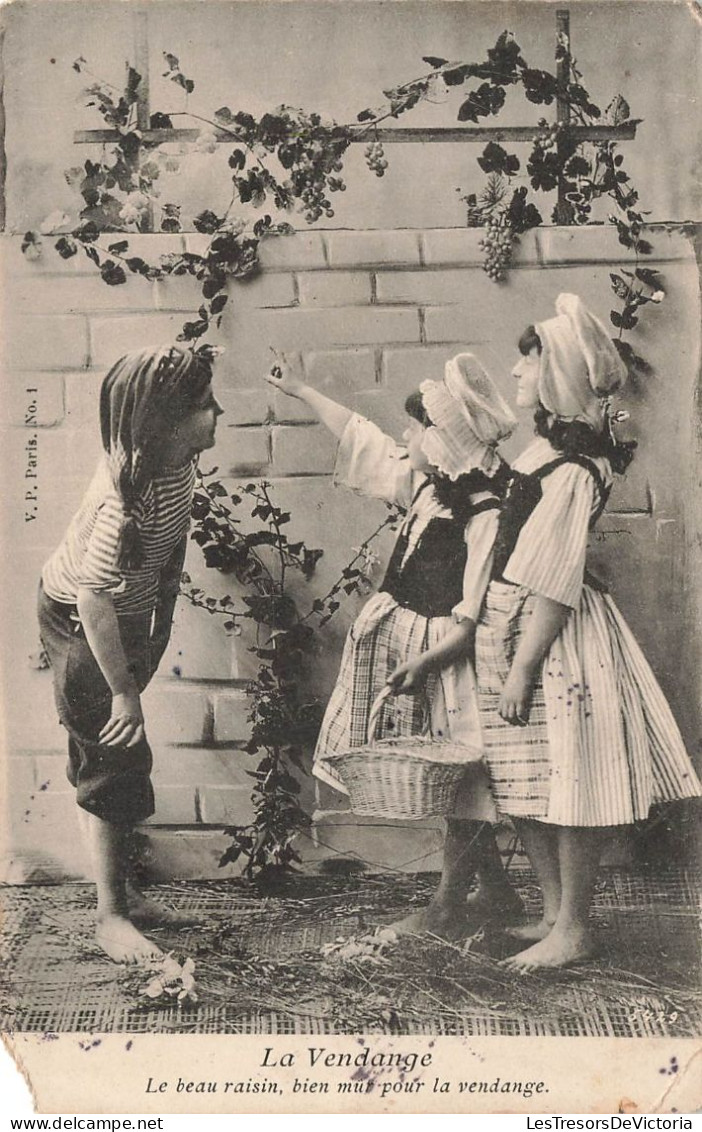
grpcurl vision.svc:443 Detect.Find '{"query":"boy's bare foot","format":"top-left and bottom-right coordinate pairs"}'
top-left (387, 902), bottom-right (469, 942)
top-left (95, 913), bottom-right (165, 964)
top-left (127, 891), bottom-right (199, 929)
top-left (502, 924), bottom-right (596, 971)
top-left (505, 917), bottom-right (555, 943)
top-left (465, 886), bottom-right (525, 925)
top-left (125, 879), bottom-right (199, 928)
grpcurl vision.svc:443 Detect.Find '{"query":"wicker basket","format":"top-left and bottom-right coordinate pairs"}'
top-left (325, 686), bottom-right (483, 820)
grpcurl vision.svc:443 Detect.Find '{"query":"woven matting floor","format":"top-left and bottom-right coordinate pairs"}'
top-left (1, 867), bottom-right (699, 1037)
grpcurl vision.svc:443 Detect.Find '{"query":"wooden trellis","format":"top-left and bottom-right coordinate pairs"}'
top-left (74, 8), bottom-right (637, 230)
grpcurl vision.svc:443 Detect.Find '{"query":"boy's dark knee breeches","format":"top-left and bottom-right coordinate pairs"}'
top-left (38, 585), bottom-right (155, 826)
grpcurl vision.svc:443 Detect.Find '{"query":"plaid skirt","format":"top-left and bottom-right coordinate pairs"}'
top-left (476, 581), bottom-right (701, 826)
top-left (314, 591), bottom-right (496, 822)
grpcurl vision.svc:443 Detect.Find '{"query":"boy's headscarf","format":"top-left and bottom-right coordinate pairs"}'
top-left (535, 293), bottom-right (627, 430)
top-left (99, 344), bottom-right (218, 568)
top-left (419, 353), bottom-right (517, 479)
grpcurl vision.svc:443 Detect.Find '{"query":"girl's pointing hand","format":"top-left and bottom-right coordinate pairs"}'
top-left (264, 355), bottom-right (305, 399)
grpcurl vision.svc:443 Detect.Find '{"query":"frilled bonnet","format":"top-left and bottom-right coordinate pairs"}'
top-left (419, 353), bottom-right (517, 478)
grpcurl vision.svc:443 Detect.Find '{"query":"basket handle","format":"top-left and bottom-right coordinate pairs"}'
top-left (367, 685), bottom-right (394, 743)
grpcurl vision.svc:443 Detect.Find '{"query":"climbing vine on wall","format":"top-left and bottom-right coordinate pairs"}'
top-left (25, 31), bottom-right (665, 364)
top-left (181, 472), bottom-right (399, 878)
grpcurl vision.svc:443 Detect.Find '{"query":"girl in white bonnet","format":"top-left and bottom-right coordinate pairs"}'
top-left (475, 293), bottom-right (701, 969)
top-left (267, 354), bottom-right (522, 937)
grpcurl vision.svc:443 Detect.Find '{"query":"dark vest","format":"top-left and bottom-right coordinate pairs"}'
top-left (491, 454), bottom-right (611, 585)
top-left (380, 481), bottom-right (499, 618)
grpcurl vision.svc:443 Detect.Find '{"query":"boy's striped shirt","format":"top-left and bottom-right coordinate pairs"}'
top-left (42, 456), bottom-right (196, 616)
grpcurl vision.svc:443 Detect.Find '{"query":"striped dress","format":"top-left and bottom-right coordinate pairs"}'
top-left (476, 437), bottom-right (701, 826)
top-left (42, 455), bottom-right (196, 615)
top-left (313, 415), bottom-right (499, 822)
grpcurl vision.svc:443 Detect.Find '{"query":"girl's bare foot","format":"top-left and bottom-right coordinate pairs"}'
top-left (502, 924), bottom-right (596, 971)
top-left (390, 885), bottom-right (524, 941)
top-left (388, 902), bottom-right (469, 942)
top-left (465, 886), bottom-right (525, 925)
top-left (95, 913), bottom-right (165, 964)
top-left (505, 917), bottom-right (555, 943)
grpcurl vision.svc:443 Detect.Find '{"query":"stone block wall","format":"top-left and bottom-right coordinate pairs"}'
top-left (1, 225), bottom-right (699, 881)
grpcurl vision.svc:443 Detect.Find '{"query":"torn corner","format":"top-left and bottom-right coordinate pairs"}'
top-left (686, 0), bottom-right (702, 27)
top-left (2, 1033), bottom-right (37, 1113)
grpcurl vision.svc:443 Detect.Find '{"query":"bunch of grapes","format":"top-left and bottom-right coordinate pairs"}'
top-left (287, 149), bottom-right (348, 223)
top-left (533, 117), bottom-right (564, 155)
top-left (234, 108), bottom-right (354, 225)
top-left (294, 174), bottom-right (336, 222)
top-left (479, 214), bottom-right (515, 283)
top-left (365, 138), bottom-right (388, 177)
top-left (532, 117), bottom-right (575, 160)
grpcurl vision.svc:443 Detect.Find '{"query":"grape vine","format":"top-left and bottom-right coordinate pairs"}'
top-left (181, 470), bottom-right (399, 878)
top-left (25, 30), bottom-right (659, 350)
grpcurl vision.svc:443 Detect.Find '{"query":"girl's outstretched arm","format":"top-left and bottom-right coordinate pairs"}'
top-left (499, 595), bottom-right (570, 725)
top-left (387, 620), bottom-right (476, 694)
top-left (264, 359), bottom-right (352, 439)
top-left (76, 587), bottom-right (145, 748)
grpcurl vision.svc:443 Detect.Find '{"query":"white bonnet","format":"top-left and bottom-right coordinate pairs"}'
top-left (419, 353), bottom-right (517, 479)
top-left (535, 294), bottom-right (628, 429)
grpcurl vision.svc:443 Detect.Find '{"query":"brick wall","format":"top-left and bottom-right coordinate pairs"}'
top-left (1, 225), bottom-right (700, 882)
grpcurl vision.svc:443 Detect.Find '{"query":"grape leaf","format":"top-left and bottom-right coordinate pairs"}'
top-left (100, 260), bottom-right (127, 286)
top-left (194, 209), bottom-right (223, 234)
top-left (150, 112), bottom-right (173, 129)
top-left (210, 293), bottom-right (229, 315)
top-left (477, 142), bottom-right (520, 177)
top-left (609, 273), bottom-right (630, 301)
top-left (522, 68), bottom-right (558, 105)
top-left (126, 67), bottom-right (142, 103)
top-left (635, 267), bottom-right (662, 289)
top-left (55, 236), bottom-right (78, 259)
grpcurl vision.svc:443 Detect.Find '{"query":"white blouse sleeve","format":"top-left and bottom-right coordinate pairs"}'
top-left (452, 507), bottom-right (500, 623)
top-left (333, 413), bottom-right (415, 509)
top-left (502, 463), bottom-right (596, 608)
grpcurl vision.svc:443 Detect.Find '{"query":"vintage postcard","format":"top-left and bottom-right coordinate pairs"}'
top-left (1, 0), bottom-right (700, 1115)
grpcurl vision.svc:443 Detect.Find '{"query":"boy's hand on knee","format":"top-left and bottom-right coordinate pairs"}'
top-left (100, 689), bottom-right (145, 748)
